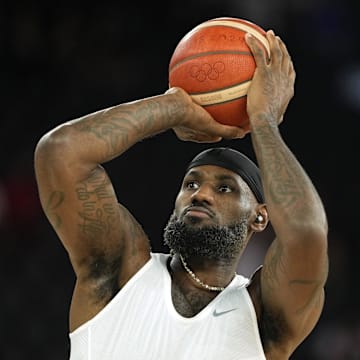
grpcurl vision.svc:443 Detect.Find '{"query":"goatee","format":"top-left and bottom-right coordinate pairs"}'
top-left (163, 213), bottom-right (249, 261)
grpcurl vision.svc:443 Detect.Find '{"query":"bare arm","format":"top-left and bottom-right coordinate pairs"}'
top-left (34, 89), bottom-right (244, 330)
top-left (246, 31), bottom-right (328, 354)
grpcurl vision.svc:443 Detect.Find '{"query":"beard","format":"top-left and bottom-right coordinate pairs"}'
top-left (163, 213), bottom-right (249, 261)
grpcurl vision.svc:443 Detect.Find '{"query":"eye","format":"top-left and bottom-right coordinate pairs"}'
top-left (218, 184), bottom-right (232, 193)
top-left (185, 181), bottom-right (199, 190)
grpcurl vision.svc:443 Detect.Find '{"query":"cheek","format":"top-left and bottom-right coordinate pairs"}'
top-left (221, 204), bottom-right (241, 219)
top-left (174, 192), bottom-right (185, 216)
top-left (218, 198), bottom-right (250, 222)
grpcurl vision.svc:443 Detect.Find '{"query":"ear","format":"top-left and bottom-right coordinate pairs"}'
top-left (250, 204), bottom-right (268, 232)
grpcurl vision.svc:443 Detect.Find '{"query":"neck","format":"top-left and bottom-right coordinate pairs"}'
top-left (170, 252), bottom-right (237, 292)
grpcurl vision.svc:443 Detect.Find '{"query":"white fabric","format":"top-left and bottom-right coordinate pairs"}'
top-left (69, 253), bottom-right (266, 360)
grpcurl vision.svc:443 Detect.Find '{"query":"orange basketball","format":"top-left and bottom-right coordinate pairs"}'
top-left (168, 17), bottom-right (270, 130)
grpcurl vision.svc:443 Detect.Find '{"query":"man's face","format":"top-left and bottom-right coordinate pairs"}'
top-left (163, 165), bottom-right (257, 260)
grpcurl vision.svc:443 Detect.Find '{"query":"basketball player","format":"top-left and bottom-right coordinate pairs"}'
top-left (34, 30), bottom-right (328, 359)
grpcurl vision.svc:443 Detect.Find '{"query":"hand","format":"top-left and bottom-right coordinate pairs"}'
top-left (245, 30), bottom-right (296, 126)
top-left (166, 87), bottom-right (246, 143)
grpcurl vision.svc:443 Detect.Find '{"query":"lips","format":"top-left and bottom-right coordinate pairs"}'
top-left (184, 205), bottom-right (214, 219)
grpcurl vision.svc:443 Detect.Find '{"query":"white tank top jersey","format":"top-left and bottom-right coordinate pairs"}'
top-left (69, 253), bottom-right (266, 360)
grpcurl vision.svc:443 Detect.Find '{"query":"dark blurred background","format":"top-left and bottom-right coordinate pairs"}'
top-left (1, 1), bottom-right (359, 359)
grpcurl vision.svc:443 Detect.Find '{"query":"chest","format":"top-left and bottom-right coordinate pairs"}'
top-left (171, 281), bottom-right (219, 317)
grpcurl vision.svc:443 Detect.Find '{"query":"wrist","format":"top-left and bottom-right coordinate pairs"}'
top-left (164, 87), bottom-right (193, 127)
top-left (249, 112), bottom-right (279, 128)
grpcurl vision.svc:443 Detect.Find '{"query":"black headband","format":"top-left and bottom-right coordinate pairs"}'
top-left (186, 147), bottom-right (264, 203)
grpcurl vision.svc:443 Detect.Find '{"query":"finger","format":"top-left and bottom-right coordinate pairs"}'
top-left (245, 33), bottom-right (267, 68)
top-left (165, 87), bottom-right (179, 95)
top-left (277, 37), bottom-right (293, 74)
top-left (173, 127), bottom-right (223, 143)
top-left (195, 136), bottom-right (223, 143)
top-left (186, 132), bottom-right (223, 143)
top-left (209, 122), bottom-right (247, 139)
top-left (223, 127), bottom-right (247, 139)
top-left (266, 30), bottom-right (282, 66)
top-left (277, 39), bottom-right (290, 75)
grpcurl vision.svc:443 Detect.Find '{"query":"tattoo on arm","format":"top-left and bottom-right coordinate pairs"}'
top-left (252, 124), bottom-right (311, 215)
top-left (73, 100), bottom-right (167, 157)
top-left (76, 169), bottom-right (118, 240)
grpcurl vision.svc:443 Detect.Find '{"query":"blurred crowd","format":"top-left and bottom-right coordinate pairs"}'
top-left (1, 1), bottom-right (359, 359)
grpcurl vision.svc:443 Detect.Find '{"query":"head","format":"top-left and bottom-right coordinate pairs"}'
top-left (163, 147), bottom-right (268, 261)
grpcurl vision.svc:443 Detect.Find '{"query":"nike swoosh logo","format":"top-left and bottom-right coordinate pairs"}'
top-left (213, 308), bottom-right (238, 317)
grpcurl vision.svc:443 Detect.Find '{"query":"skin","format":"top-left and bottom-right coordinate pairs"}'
top-left (34, 30), bottom-right (328, 359)
top-left (163, 165), bottom-right (256, 261)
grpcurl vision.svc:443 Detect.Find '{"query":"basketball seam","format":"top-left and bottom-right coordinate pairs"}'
top-left (190, 80), bottom-right (251, 106)
top-left (169, 51), bottom-right (253, 72)
top-left (201, 95), bottom-right (247, 106)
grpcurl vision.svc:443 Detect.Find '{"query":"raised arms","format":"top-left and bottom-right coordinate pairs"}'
top-left (245, 31), bottom-right (328, 355)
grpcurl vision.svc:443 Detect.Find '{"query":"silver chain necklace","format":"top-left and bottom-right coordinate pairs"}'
top-left (179, 254), bottom-right (235, 292)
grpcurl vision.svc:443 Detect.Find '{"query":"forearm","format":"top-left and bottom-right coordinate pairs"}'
top-left (41, 91), bottom-right (185, 167)
top-left (250, 114), bottom-right (328, 234)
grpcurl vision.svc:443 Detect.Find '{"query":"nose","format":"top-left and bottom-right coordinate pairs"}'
top-left (190, 184), bottom-right (214, 205)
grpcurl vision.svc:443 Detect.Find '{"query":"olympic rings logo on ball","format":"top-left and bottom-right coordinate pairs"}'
top-left (189, 62), bottom-right (225, 82)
